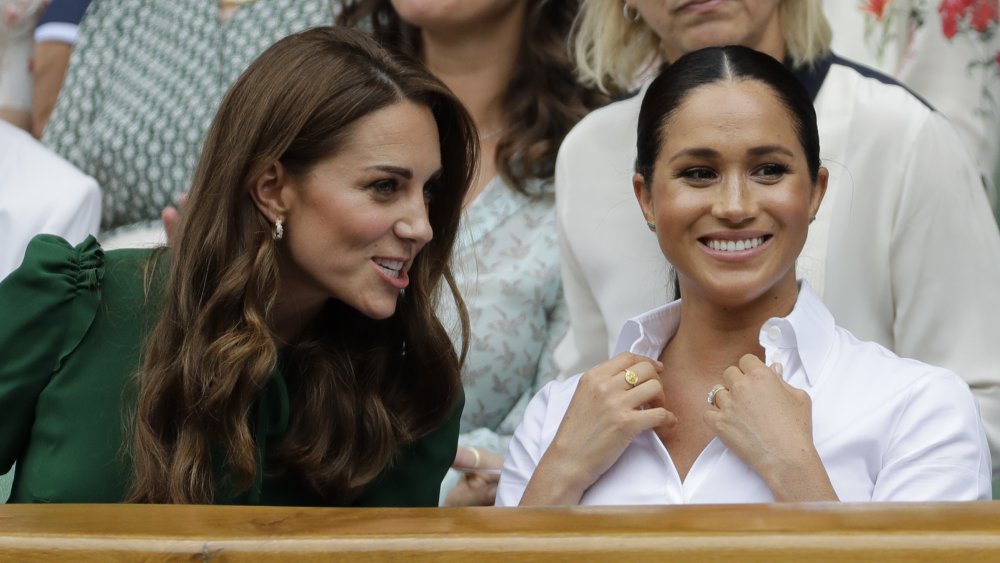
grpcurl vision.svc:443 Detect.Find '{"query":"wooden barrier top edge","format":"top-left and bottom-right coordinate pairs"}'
top-left (1, 502), bottom-right (999, 540)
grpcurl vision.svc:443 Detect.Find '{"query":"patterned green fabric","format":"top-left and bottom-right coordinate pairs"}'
top-left (0, 467), bottom-right (11, 503)
top-left (43, 0), bottom-right (332, 234)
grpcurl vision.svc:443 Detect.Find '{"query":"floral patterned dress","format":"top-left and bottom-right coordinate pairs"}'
top-left (824, 0), bottom-right (1000, 211)
top-left (436, 176), bottom-right (567, 503)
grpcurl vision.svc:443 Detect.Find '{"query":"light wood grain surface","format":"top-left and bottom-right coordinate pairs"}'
top-left (1, 502), bottom-right (999, 561)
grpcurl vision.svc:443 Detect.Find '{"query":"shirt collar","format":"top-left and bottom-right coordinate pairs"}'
top-left (613, 298), bottom-right (682, 360)
top-left (613, 282), bottom-right (836, 387)
top-left (757, 282), bottom-right (836, 386)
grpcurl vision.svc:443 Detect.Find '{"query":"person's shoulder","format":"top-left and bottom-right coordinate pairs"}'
top-left (822, 54), bottom-right (936, 123)
top-left (19, 236), bottom-right (163, 306)
top-left (560, 90), bottom-right (643, 154)
top-left (0, 122), bottom-right (97, 188)
top-left (100, 245), bottom-right (165, 299)
top-left (103, 244), bottom-right (157, 269)
top-left (15, 234), bottom-right (104, 275)
top-left (832, 325), bottom-right (971, 395)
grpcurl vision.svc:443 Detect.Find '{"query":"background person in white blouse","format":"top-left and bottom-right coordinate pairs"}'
top-left (497, 46), bottom-right (991, 506)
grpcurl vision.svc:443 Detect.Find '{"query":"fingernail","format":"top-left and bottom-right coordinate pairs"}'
top-left (655, 360), bottom-right (664, 370)
top-left (773, 362), bottom-right (784, 376)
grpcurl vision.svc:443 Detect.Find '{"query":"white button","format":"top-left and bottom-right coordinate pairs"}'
top-left (767, 326), bottom-right (782, 341)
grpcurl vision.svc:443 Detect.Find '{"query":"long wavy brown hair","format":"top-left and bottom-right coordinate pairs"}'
top-left (127, 26), bottom-right (477, 504)
top-left (336, 0), bottom-right (611, 193)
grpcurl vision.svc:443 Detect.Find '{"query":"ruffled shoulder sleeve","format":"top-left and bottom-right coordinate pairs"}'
top-left (0, 234), bottom-right (104, 472)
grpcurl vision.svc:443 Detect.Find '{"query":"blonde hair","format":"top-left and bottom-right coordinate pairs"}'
top-left (572, 0), bottom-right (832, 93)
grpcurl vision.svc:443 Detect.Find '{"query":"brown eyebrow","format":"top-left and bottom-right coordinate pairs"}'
top-left (366, 165), bottom-right (413, 179)
top-left (668, 147), bottom-right (720, 163)
top-left (667, 145), bottom-right (795, 163)
top-left (746, 145), bottom-right (795, 158)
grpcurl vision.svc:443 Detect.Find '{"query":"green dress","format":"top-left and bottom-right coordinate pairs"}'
top-left (0, 235), bottom-right (461, 506)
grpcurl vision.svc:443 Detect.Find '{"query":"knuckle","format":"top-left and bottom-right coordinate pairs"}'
top-left (610, 411), bottom-right (631, 431)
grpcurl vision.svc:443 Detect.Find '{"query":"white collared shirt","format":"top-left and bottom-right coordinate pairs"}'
top-left (497, 284), bottom-right (992, 505)
top-left (551, 55), bottom-right (1000, 476)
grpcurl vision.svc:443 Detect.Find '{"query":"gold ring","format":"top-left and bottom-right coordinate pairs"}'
top-left (623, 368), bottom-right (639, 387)
top-left (707, 384), bottom-right (728, 408)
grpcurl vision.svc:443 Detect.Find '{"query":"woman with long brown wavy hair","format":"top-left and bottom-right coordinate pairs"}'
top-left (0, 26), bottom-right (477, 506)
top-left (337, 0), bottom-right (610, 506)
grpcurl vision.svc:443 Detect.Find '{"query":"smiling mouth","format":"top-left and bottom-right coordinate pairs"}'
top-left (701, 235), bottom-right (771, 252)
top-left (373, 258), bottom-right (405, 279)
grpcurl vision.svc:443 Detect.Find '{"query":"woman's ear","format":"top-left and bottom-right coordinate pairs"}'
top-left (633, 173), bottom-right (656, 228)
top-left (249, 162), bottom-right (290, 222)
top-left (810, 166), bottom-right (829, 220)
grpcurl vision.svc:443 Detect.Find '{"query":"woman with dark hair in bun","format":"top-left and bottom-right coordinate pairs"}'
top-left (497, 46), bottom-right (991, 506)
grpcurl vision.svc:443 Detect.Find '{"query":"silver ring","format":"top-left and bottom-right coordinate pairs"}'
top-left (707, 384), bottom-right (728, 408)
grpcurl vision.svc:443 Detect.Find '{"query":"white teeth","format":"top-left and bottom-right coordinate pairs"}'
top-left (374, 258), bottom-right (404, 278)
top-left (374, 259), bottom-right (404, 270)
top-left (707, 237), bottom-right (764, 252)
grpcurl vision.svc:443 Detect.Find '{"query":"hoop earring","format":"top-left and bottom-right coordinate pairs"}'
top-left (273, 217), bottom-right (284, 241)
top-left (623, 2), bottom-right (641, 22)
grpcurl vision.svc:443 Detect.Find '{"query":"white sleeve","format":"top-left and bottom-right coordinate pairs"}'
top-left (0, 123), bottom-right (101, 278)
top-left (495, 381), bottom-right (556, 506)
top-left (872, 370), bottom-right (992, 501)
top-left (552, 143), bottom-right (612, 380)
top-left (888, 111), bottom-right (1000, 476)
top-left (34, 22), bottom-right (81, 45)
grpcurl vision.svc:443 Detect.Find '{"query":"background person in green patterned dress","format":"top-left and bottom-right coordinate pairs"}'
top-left (41, 0), bottom-right (335, 243)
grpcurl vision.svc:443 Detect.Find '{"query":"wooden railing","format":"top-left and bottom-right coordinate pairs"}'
top-left (1, 502), bottom-right (999, 561)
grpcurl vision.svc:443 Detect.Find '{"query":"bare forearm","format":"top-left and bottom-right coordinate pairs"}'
top-left (760, 448), bottom-right (838, 502)
top-left (517, 448), bottom-right (590, 506)
top-left (32, 41), bottom-right (72, 138)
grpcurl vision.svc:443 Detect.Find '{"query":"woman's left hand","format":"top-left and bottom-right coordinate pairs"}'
top-left (443, 446), bottom-right (503, 506)
top-left (704, 354), bottom-right (837, 502)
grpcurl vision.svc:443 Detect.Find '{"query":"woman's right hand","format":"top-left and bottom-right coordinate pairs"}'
top-left (518, 352), bottom-right (675, 505)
